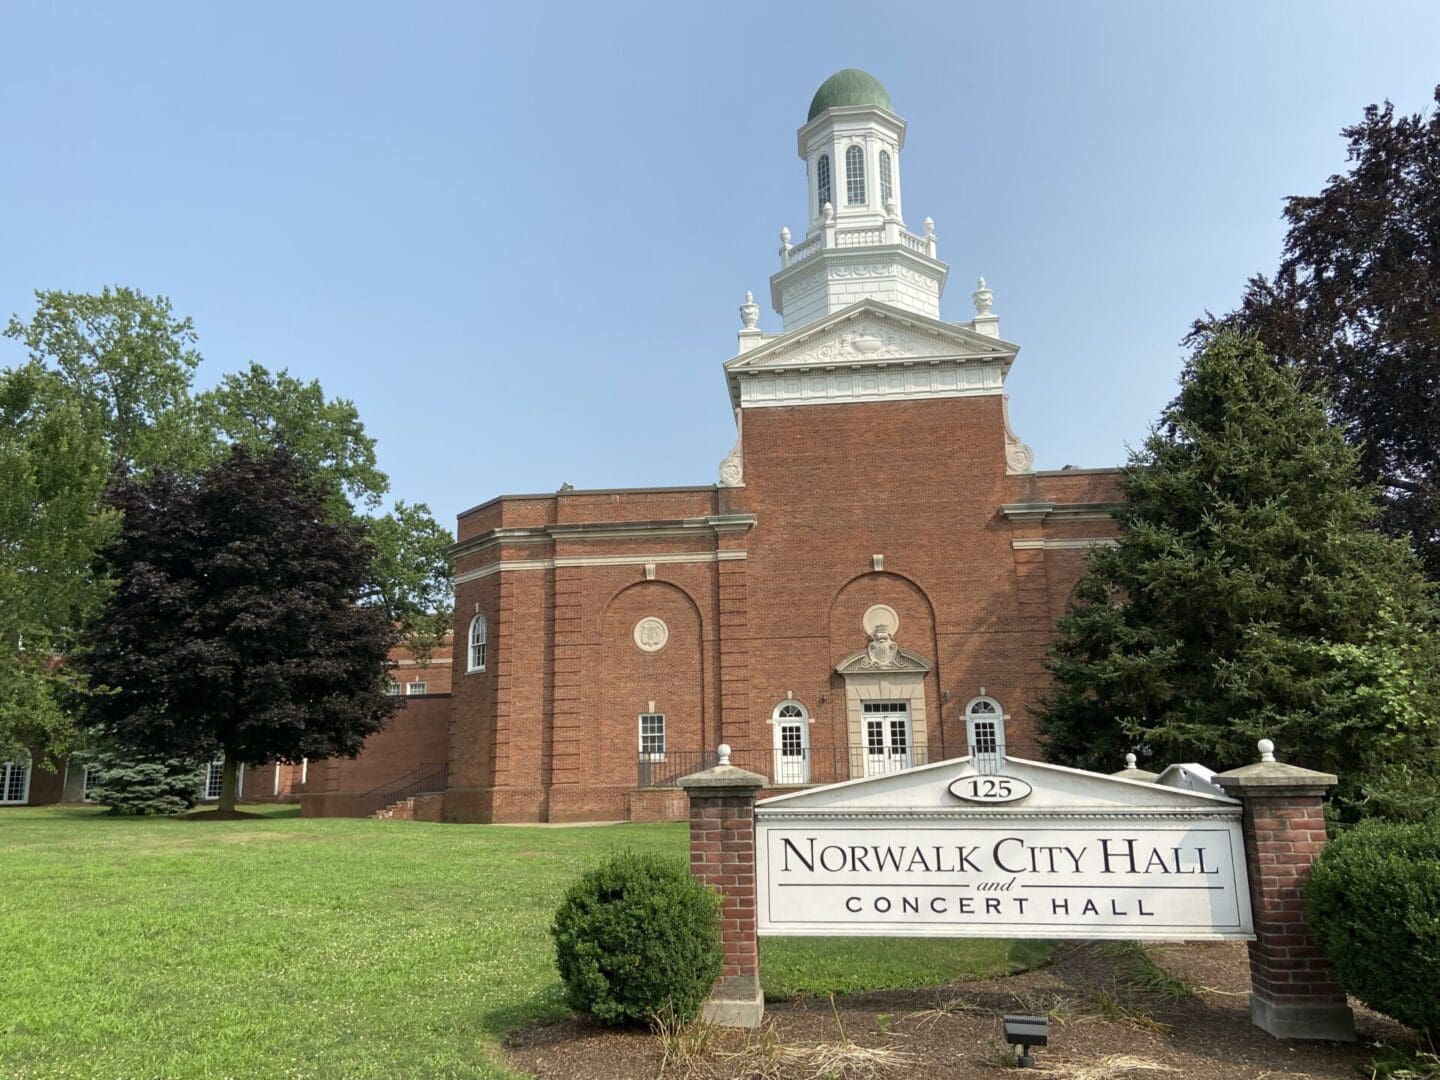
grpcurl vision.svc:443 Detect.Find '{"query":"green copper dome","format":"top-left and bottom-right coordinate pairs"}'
top-left (807, 69), bottom-right (893, 120)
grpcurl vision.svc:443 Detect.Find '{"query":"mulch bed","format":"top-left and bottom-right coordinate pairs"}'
top-left (506, 941), bottom-right (1412, 1079)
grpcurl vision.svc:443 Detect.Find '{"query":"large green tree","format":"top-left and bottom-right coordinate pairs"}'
top-left (79, 446), bottom-right (403, 812)
top-left (4, 287), bottom-right (207, 473)
top-left (1036, 332), bottom-right (1440, 819)
top-left (1191, 87), bottom-right (1440, 576)
top-left (195, 362), bottom-right (452, 650)
top-left (0, 364), bottom-right (115, 764)
top-left (2, 288), bottom-right (453, 763)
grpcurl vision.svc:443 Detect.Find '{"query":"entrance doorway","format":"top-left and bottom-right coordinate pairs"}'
top-left (772, 702), bottom-right (810, 785)
top-left (861, 701), bottom-right (912, 776)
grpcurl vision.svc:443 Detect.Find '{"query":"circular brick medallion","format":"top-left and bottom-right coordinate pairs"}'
top-left (633, 616), bottom-right (669, 653)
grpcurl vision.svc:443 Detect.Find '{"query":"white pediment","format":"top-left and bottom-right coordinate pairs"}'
top-left (726, 300), bottom-right (1017, 374)
top-left (757, 756), bottom-right (1240, 816)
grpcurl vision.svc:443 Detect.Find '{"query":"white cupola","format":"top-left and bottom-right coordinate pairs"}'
top-left (769, 70), bottom-right (949, 331)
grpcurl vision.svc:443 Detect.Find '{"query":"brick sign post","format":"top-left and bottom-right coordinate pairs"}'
top-left (677, 738), bottom-right (1355, 1042)
top-left (1215, 739), bottom-right (1355, 1041)
top-left (678, 745), bottom-right (766, 1028)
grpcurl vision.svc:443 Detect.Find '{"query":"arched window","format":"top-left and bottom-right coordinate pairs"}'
top-left (816, 153), bottom-right (832, 215)
top-left (879, 150), bottom-right (893, 206)
top-left (468, 613), bottom-right (487, 673)
top-left (1, 752), bottom-right (31, 805)
top-left (966, 697), bottom-right (1007, 771)
top-left (771, 701), bottom-right (810, 784)
top-left (845, 145), bottom-right (866, 205)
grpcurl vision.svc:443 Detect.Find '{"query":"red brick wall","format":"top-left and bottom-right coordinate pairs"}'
top-left (300, 694), bottom-right (451, 817)
top-left (442, 393), bottom-right (1119, 822)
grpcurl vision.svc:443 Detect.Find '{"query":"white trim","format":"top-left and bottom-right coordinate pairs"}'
top-left (638, 712), bottom-right (666, 761)
top-left (772, 702), bottom-right (811, 785)
top-left (455, 550), bottom-right (747, 584)
top-left (1, 752), bottom-right (32, 805)
top-left (1011, 538), bottom-right (1118, 551)
top-left (467, 613), bottom-right (487, 673)
top-left (737, 361), bottom-right (1004, 409)
top-left (965, 695), bottom-right (1008, 766)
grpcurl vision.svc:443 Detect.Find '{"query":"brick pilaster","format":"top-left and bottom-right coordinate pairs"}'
top-left (679, 748), bottom-right (765, 1028)
top-left (1217, 742), bottom-right (1355, 1041)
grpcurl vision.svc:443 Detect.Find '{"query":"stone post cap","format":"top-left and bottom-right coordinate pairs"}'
top-left (678, 744), bottom-right (768, 792)
top-left (1112, 750), bottom-right (1160, 782)
top-left (1214, 739), bottom-right (1337, 796)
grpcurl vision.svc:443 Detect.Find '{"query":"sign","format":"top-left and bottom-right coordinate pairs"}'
top-left (755, 757), bottom-right (1254, 941)
top-left (948, 774), bottom-right (1032, 803)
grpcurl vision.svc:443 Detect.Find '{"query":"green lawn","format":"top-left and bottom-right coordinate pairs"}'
top-left (0, 805), bottom-right (1048, 1079)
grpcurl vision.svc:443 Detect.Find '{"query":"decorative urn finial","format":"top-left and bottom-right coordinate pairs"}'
top-left (1125, 752), bottom-right (1138, 769)
top-left (923, 216), bottom-right (935, 236)
top-left (717, 743), bottom-right (732, 766)
top-left (1258, 738), bottom-right (1276, 763)
top-left (823, 201), bottom-right (834, 223)
top-left (739, 291), bottom-right (759, 329)
top-left (972, 276), bottom-right (994, 316)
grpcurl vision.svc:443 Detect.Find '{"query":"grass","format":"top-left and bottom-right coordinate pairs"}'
top-left (760, 936), bottom-right (1052, 999)
top-left (0, 805), bottom-right (1050, 1079)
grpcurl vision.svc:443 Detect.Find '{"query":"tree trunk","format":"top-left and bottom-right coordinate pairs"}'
top-left (219, 754), bottom-right (239, 813)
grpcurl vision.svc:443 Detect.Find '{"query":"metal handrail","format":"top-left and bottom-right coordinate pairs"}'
top-left (636, 746), bottom-right (930, 789)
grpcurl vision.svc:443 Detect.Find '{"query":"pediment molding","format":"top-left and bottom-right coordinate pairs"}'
top-left (835, 646), bottom-right (933, 675)
top-left (726, 301), bottom-right (1016, 374)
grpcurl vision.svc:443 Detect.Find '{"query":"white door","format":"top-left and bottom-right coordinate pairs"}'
top-left (862, 702), bottom-right (912, 776)
top-left (772, 702), bottom-right (810, 785)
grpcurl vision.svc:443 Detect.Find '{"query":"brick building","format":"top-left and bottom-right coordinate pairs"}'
top-left (6, 71), bottom-right (1120, 822)
top-left (437, 70), bottom-right (1121, 823)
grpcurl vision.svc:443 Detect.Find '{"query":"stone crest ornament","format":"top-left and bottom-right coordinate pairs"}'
top-left (864, 624), bottom-right (899, 668)
top-left (861, 603), bottom-right (900, 637)
top-left (835, 622), bottom-right (933, 675)
top-left (634, 617), bottom-right (669, 653)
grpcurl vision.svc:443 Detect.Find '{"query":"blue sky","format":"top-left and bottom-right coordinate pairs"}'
top-left (3, 2), bottom-right (1438, 529)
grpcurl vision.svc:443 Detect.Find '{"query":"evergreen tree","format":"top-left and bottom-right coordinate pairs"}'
top-left (78, 445), bottom-right (403, 813)
top-left (1036, 332), bottom-right (1440, 819)
top-left (1191, 88), bottom-right (1440, 576)
top-left (83, 747), bottom-right (200, 816)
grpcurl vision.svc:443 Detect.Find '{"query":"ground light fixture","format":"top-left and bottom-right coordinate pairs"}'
top-left (1001, 1014), bottom-right (1048, 1068)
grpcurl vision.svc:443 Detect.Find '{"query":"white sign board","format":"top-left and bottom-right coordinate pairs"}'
top-left (755, 757), bottom-right (1254, 941)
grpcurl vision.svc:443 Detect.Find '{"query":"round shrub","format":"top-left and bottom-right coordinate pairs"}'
top-left (551, 851), bottom-right (722, 1025)
top-left (1305, 816), bottom-right (1440, 1037)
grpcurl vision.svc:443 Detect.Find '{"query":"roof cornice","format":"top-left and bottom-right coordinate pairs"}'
top-left (448, 513), bottom-right (757, 562)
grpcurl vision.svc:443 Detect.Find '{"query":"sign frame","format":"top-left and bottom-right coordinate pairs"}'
top-left (753, 757), bottom-right (1255, 943)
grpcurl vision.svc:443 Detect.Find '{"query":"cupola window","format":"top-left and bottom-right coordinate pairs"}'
top-left (845, 145), bottom-right (866, 205)
top-left (879, 150), bottom-right (893, 205)
top-left (816, 153), bottom-right (832, 215)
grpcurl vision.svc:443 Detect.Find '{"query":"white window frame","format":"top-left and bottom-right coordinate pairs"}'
top-left (638, 713), bottom-right (666, 762)
top-left (965, 696), bottom-right (1008, 771)
top-left (468, 613), bottom-right (488, 673)
top-left (406, 681), bottom-right (428, 696)
top-left (82, 765), bottom-right (98, 803)
top-left (816, 152), bottom-right (832, 214)
top-left (770, 701), bottom-right (811, 785)
top-left (203, 755), bottom-right (224, 802)
top-left (845, 144), bottom-right (866, 205)
top-left (879, 149), bottom-right (893, 206)
top-left (1, 752), bottom-right (32, 805)
top-left (386, 678), bottom-right (401, 696)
